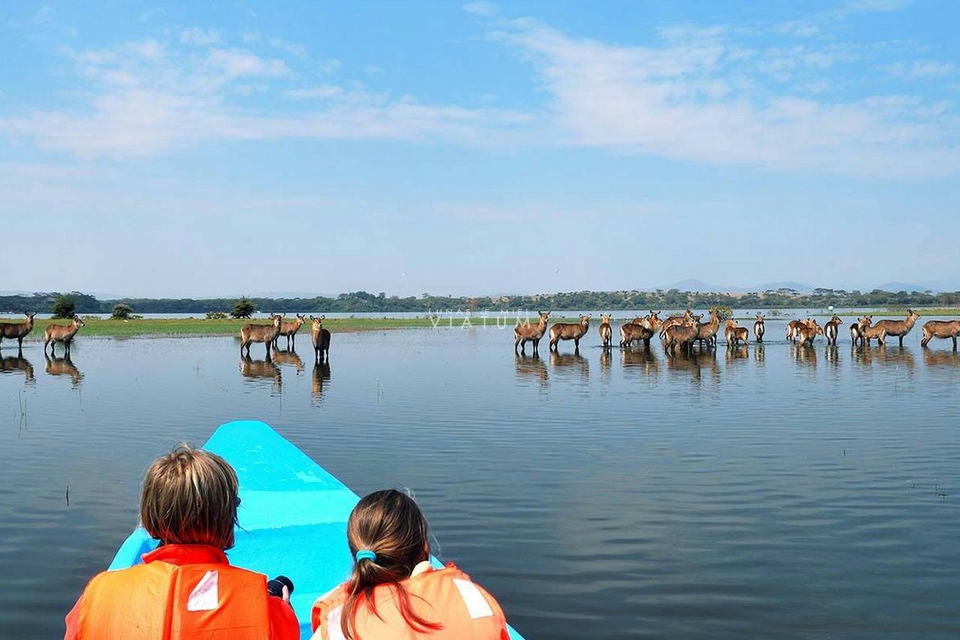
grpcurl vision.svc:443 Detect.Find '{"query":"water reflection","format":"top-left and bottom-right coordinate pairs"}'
top-left (824, 345), bottom-right (840, 368)
top-left (790, 344), bottom-right (817, 368)
top-left (272, 347), bottom-right (305, 372)
top-left (309, 362), bottom-right (331, 402)
top-left (851, 345), bottom-right (917, 372)
top-left (599, 349), bottom-right (612, 383)
top-left (239, 354), bottom-right (281, 392)
top-left (724, 345), bottom-right (749, 366)
top-left (0, 355), bottom-right (35, 385)
top-left (549, 351), bottom-right (589, 381)
top-left (923, 348), bottom-right (960, 366)
top-left (665, 350), bottom-right (719, 382)
top-left (621, 347), bottom-right (659, 376)
top-left (44, 354), bottom-right (83, 388)
top-left (754, 343), bottom-right (765, 366)
top-left (514, 354), bottom-right (548, 388)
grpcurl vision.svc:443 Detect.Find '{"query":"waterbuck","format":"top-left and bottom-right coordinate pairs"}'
top-left (920, 319), bottom-right (960, 349)
top-left (44, 315), bottom-right (85, 356)
top-left (724, 319), bottom-right (749, 346)
top-left (861, 316), bottom-right (887, 346)
top-left (274, 313), bottom-right (307, 350)
top-left (659, 309), bottom-right (694, 338)
top-left (240, 314), bottom-right (282, 359)
top-left (0, 312), bottom-right (37, 354)
top-left (786, 319), bottom-right (812, 342)
top-left (663, 317), bottom-right (699, 355)
top-left (872, 310), bottom-right (920, 347)
top-left (796, 320), bottom-right (823, 347)
top-left (753, 313), bottom-right (765, 343)
top-left (549, 315), bottom-right (590, 353)
top-left (310, 315), bottom-right (331, 364)
top-left (620, 312), bottom-right (660, 349)
top-left (598, 314), bottom-right (613, 349)
top-left (850, 316), bottom-right (869, 347)
top-left (823, 315), bottom-right (843, 346)
top-left (515, 311), bottom-right (550, 355)
top-left (695, 310), bottom-right (722, 349)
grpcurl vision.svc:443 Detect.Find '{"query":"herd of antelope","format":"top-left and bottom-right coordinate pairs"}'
top-left (513, 309), bottom-right (960, 355)
top-left (0, 312), bottom-right (333, 364)
top-left (238, 313), bottom-right (331, 364)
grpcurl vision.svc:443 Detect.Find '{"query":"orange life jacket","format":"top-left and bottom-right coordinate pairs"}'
top-left (311, 564), bottom-right (509, 640)
top-left (74, 545), bottom-right (275, 640)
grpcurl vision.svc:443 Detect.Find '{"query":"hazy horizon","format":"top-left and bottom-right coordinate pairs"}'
top-left (2, 1), bottom-right (958, 297)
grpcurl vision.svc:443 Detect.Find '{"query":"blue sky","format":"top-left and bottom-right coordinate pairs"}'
top-left (1, 0), bottom-right (958, 297)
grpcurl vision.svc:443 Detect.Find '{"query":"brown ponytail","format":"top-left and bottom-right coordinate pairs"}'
top-left (341, 489), bottom-right (443, 639)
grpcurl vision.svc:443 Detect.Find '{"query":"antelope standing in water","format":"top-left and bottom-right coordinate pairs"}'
top-left (514, 311), bottom-right (550, 355)
top-left (753, 313), bottom-right (765, 343)
top-left (873, 310), bottom-right (920, 347)
top-left (796, 320), bottom-right (823, 347)
top-left (44, 315), bottom-right (84, 356)
top-left (310, 315), bottom-right (331, 364)
top-left (598, 314), bottom-right (613, 349)
top-left (695, 310), bottom-right (722, 349)
top-left (860, 316), bottom-right (887, 346)
top-left (549, 315), bottom-right (590, 353)
top-left (663, 317), bottom-right (699, 355)
top-left (620, 311), bottom-right (660, 349)
top-left (823, 315), bottom-right (843, 346)
top-left (240, 314), bottom-right (282, 359)
top-left (659, 310), bottom-right (694, 338)
top-left (850, 316), bottom-right (869, 347)
top-left (920, 319), bottom-right (960, 349)
top-left (0, 312), bottom-right (37, 354)
top-left (274, 314), bottom-right (307, 350)
top-left (786, 319), bottom-right (812, 342)
top-left (724, 319), bottom-right (749, 346)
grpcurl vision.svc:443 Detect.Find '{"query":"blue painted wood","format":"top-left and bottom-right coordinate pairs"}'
top-left (108, 420), bottom-right (525, 640)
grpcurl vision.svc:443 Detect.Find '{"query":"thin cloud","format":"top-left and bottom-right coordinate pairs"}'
top-left (179, 27), bottom-right (221, 46)
top-left (495, 17), bottom-right (960, 177)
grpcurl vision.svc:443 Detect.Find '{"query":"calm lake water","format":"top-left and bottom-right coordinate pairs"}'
top-left (1, 319), bottom-right (959, 639)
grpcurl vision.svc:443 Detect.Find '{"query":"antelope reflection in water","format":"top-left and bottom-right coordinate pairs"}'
top-left (514, 354), bottom-right (548, 388)
top-left (621, 347), bottom-right (659, 377)
top-left (665, 350), bottom-right (719, 383)
top-left (753, 343), bottom-right (765, 366)
top-left (311, 362), bottom-right (331, 401)
top-left (271, 347), bottom-right (305, 372)
top-left (851, 345), bottom-right (916, 373)
top-left (790, 343), bottom-right (817, 368)
top-left (0, 355), bottom-right (35, 385)
top-left (549, 351), bottom-right (589, 381)
top-left (724, 344), bottom-right (749, 366)
top-left (824, 344), bottom-right (840, 368)
top-left (44, 353), bottom-right (83, 387)
top-left (923, 348), bottom-right (960, 367)
top-left (240, 354), bottom-right (281, 392)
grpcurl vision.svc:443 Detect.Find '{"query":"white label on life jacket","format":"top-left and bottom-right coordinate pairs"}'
top-left (453, 578), bottom-right (494, 619)
top-left (187, 570), bottom-right (219, 611)
top-left (324, 606), bottom-right (346, 640)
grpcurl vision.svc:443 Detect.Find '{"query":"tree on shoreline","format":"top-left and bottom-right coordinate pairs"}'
top-left (232, 297), bottom-right (256, 319)
top-left (51, 294), bottom-right (76, 318)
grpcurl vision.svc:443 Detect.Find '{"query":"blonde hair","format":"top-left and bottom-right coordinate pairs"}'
top-left (140, 444), bottom-right (239, 549)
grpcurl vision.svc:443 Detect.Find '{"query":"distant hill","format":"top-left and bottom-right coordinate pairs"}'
top-left (874, 282), bottom-right (933, 293)
top-left (662, 280), bottom-right (815, 294)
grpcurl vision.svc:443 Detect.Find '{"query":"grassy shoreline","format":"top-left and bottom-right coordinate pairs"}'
top-left (2, 309), bottom-right (958, 340)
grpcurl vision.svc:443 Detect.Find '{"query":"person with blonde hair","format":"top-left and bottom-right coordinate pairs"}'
top-left (311, 489), bottom-right (510, 640)
top-left (64, 444), bottom-right (299, 640)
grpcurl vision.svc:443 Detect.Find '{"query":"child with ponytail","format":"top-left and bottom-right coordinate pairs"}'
top-left (310, 489), bottom-right (510, 640)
